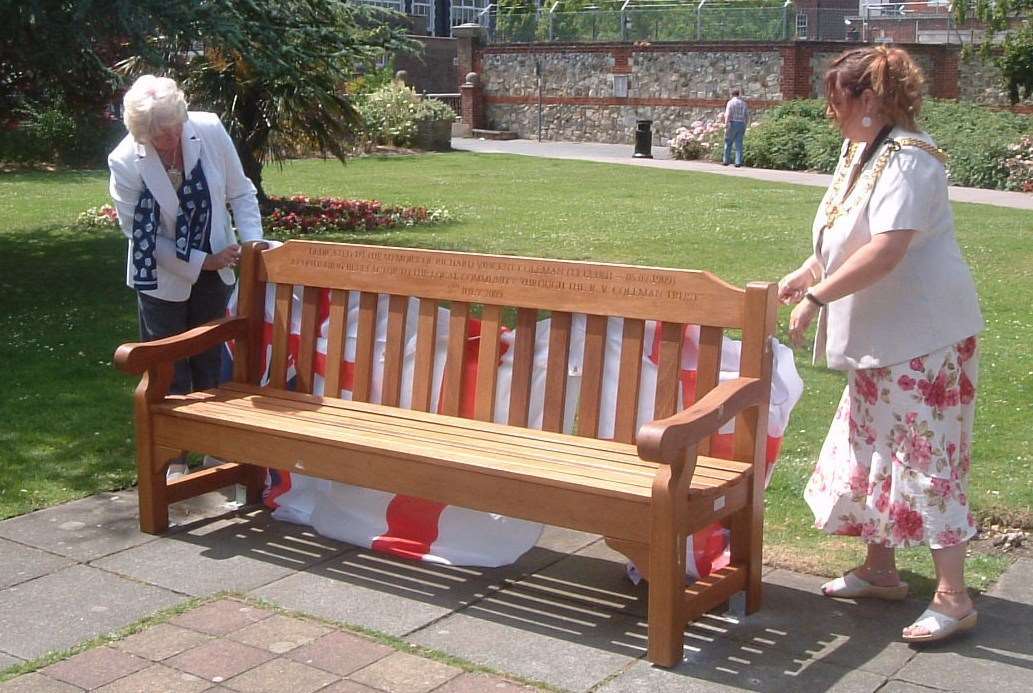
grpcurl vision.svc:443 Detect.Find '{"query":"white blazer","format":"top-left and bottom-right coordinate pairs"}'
top-left (108, 111), bottom-right (264, 302)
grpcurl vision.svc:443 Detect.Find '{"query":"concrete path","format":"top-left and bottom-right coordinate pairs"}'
top-left (2, 491), bottom-right (1032, 692)
top-left (452, 138), bottom-right (1033, 211)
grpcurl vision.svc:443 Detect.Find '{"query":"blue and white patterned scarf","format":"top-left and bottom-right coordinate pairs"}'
top-left (131, 159), bottom-right (212, 291)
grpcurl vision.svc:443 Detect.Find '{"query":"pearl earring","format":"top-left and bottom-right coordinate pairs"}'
top-left (862, 116), bottom-right (873, 128)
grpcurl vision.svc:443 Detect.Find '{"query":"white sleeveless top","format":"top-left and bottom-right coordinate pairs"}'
top-left (812, 127), bottom-right (984, 370)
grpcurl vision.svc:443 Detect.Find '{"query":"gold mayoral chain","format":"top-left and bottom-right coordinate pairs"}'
top-left (822, 137), bottom-right (948, 232)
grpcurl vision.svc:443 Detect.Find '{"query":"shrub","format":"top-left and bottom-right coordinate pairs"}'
top-left (1004, 135), bottom-right (1033, 192)
top-left (357, 82), bottom-right (456, 148)
top-left (670, 120), bottom-right (722, 160)
top-left (739, 98), bottom-right (1033, 188)
top-left (742, 100), bottom-right (840, 172)
top-left (919, 100), bottom-right (1030, 190)
top-left (1, 102), bottom-right (124, 167)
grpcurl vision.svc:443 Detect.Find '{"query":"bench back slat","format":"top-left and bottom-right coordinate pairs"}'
top-left (323, 289), bottom-right (348, 398)
top-left (542, 311), bottom-right (572, 433)
top-left (381, 295), bottom-right (409, 407)
top-left (233, 240), bottom-right (269, 386)
top-left (261, 241), bottom-right (745, 328)
top-left (296, 285), bottom-right (321, 395)
top-left (474, 304), bottom-right (503, 422)
top-left (440, 301), bottom-right (470, 416)
top-left (613, 318), bottom-right (645, 444)
top-left (412, 298), bottom-right (438, 412)
top-left (508, 308), bottom-right (538, 427)
top-left (653, 322), bottom-right (684, 421)
top-left (352, 292), bottom-right (378, 403)
top-left (694, 325), bottom-right (723, 455)
top-left (250, 242), bottom-right (770, 447)
top-left (270, 283), bottom-right (293, 390)
top-left (577, 314), bottom-right (608, 437)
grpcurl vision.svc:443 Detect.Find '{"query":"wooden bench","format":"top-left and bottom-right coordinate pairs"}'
top-left (115, 240), bottom-right (777, 666)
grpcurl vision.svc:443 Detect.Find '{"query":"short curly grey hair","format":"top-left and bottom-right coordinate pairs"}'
top-left (122, 75), bottom-right (188, 144)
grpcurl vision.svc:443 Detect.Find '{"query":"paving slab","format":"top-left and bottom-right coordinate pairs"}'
top-left (169, 599), bottom-right (274, 636)
top-left (503, 538), bottom-right (648, 618)
top-left (976, 558), bottom-right (1033, 626)
top-left (893, 611), bottom-right (1033, 693)
top-left (0, 564), bottom-right (183, 660)
top-left (407, 583), bottom-right (644, 691)
top-left (41, 646), bottom-right (149, 690)
top-left (164, 639), bottom-right (275, 684)
top-left (252, 544), bottom-right (561, 637)
top-left (111, 623), bottom-right (213, 661)
top-left (348, 651), bottom-right (462, 693)
top-left (227, 614), bottom-right (331, 654)
top-left (221, 658), bottom-right (340, 693)
top-left (319, 680), bottom-right (381, 692)
top-left (92, 515), bottom-right (348, 596)
top-left (0, 493), bottom-right (155, 562)
top-left (713, 569), bottom-right (920, 678)
top-left (0, 538), bottom-right (74, 590)
top-left (286, 631), bottom-right (393, 677)
top-left (0, 672), bottom-right (83, 692)
top-left (92, 663), bottom-right (210, 692)
top-left (598, 649), bottom-right (886, 693)
top-left (435, 672), bottom-right (541, 692)
top-left (875, 682), bottom-right (943, 693)
top-left (0, 652), bottom-right (24, 670)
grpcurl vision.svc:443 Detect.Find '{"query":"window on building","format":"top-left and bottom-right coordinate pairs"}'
top-left (796, 11), bottom-right (808, 40)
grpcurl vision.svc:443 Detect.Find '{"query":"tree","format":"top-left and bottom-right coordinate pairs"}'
top-left (2, 1), bottom-right (415, 199)
top-left (957, 0), bottom-right (1033, 104)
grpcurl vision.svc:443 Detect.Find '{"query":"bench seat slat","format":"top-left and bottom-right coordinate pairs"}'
top-left (154, 389), bottom-right (750, 502)
top-left (218, 382), bottom-right (752, 475)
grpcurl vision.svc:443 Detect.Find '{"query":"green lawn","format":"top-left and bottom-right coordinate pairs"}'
top-left (1, 153), bottom-right (1029, 589)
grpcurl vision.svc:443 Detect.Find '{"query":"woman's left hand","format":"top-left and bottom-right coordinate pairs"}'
top-left (788, 298), bottom-right (819, 349)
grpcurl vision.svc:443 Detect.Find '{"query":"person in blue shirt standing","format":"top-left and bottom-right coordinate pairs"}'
top-left (723, 89), bottom-right (750, 167)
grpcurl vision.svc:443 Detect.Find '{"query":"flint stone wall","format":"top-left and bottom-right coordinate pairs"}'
top-left (482, 47), bottom-right (779, 144)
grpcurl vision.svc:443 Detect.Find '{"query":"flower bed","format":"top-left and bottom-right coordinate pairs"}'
top-left (77, 196), bottom-right (453, 235)
top-left (265, 195), bottom-right (452, 234)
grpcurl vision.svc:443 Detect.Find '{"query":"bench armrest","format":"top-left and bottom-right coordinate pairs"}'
top-left (114, 317), bottom-right (247, 374)
top-left (637, 377), bottom-right (766, 465)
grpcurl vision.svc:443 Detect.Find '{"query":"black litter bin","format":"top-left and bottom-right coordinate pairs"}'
top-left (633, 119), bottom-right (653, 159)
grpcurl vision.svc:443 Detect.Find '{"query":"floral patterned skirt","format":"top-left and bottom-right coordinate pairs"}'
top-left (805, 337), bottom-right (979, 550)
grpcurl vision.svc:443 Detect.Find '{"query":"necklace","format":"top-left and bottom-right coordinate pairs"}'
top-left (157, 140), bottom-right (183, 190)
top-left (815, 136), bottom-right (948, 261)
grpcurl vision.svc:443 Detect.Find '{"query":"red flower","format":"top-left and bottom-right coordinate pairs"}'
top-left (855, 370), bottom-right (879, 405)
top-left (957, 337), bottom-right (977, 363)
top-left (959, 371), bottom-right (975, 405)
top-left (897, 375), bottom-right (916, 391)
top-left (890, 502), bottom-right (924, 543)
top-left (909, 357), bottom-right (926, 372)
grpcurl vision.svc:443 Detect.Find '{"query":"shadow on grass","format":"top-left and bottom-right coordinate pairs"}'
top-left (0, 226), bottom-right (139, 516)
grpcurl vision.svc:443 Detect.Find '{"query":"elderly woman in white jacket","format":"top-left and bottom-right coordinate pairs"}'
top-left (108, 75), bottom-right (264, 472)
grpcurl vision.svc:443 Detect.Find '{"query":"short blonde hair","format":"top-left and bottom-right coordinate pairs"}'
top-left (122, 75), bottom-right (188, 144)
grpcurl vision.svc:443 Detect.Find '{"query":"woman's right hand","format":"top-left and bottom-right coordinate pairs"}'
top-left (202, 244), bottom-right (242, 271)
top-left (778, 265), bottom-right (816, 305)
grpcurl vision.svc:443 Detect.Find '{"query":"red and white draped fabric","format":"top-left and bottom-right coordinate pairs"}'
top-left (223, 255), bottom-right (803, 576)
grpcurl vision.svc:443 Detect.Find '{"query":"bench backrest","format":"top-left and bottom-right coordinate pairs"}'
top-left (233, 240), bottom-right (776, 450)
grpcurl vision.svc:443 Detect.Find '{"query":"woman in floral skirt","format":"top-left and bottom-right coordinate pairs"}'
top-left (778, 46), bottom-right (984, 643)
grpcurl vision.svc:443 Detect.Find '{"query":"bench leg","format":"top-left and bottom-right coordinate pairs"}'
top-left (647, 467), bottom-right (688, 667)
top-left (243, 465), bottom-right (266, 505)
top-left (137, 445), bottom-right (181, 534)
top-left (730, 485), bottom-right (764, 614)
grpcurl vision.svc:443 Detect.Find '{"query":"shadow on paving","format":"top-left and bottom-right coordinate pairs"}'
top-left (161, 510), bottom-right (1033, 691)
